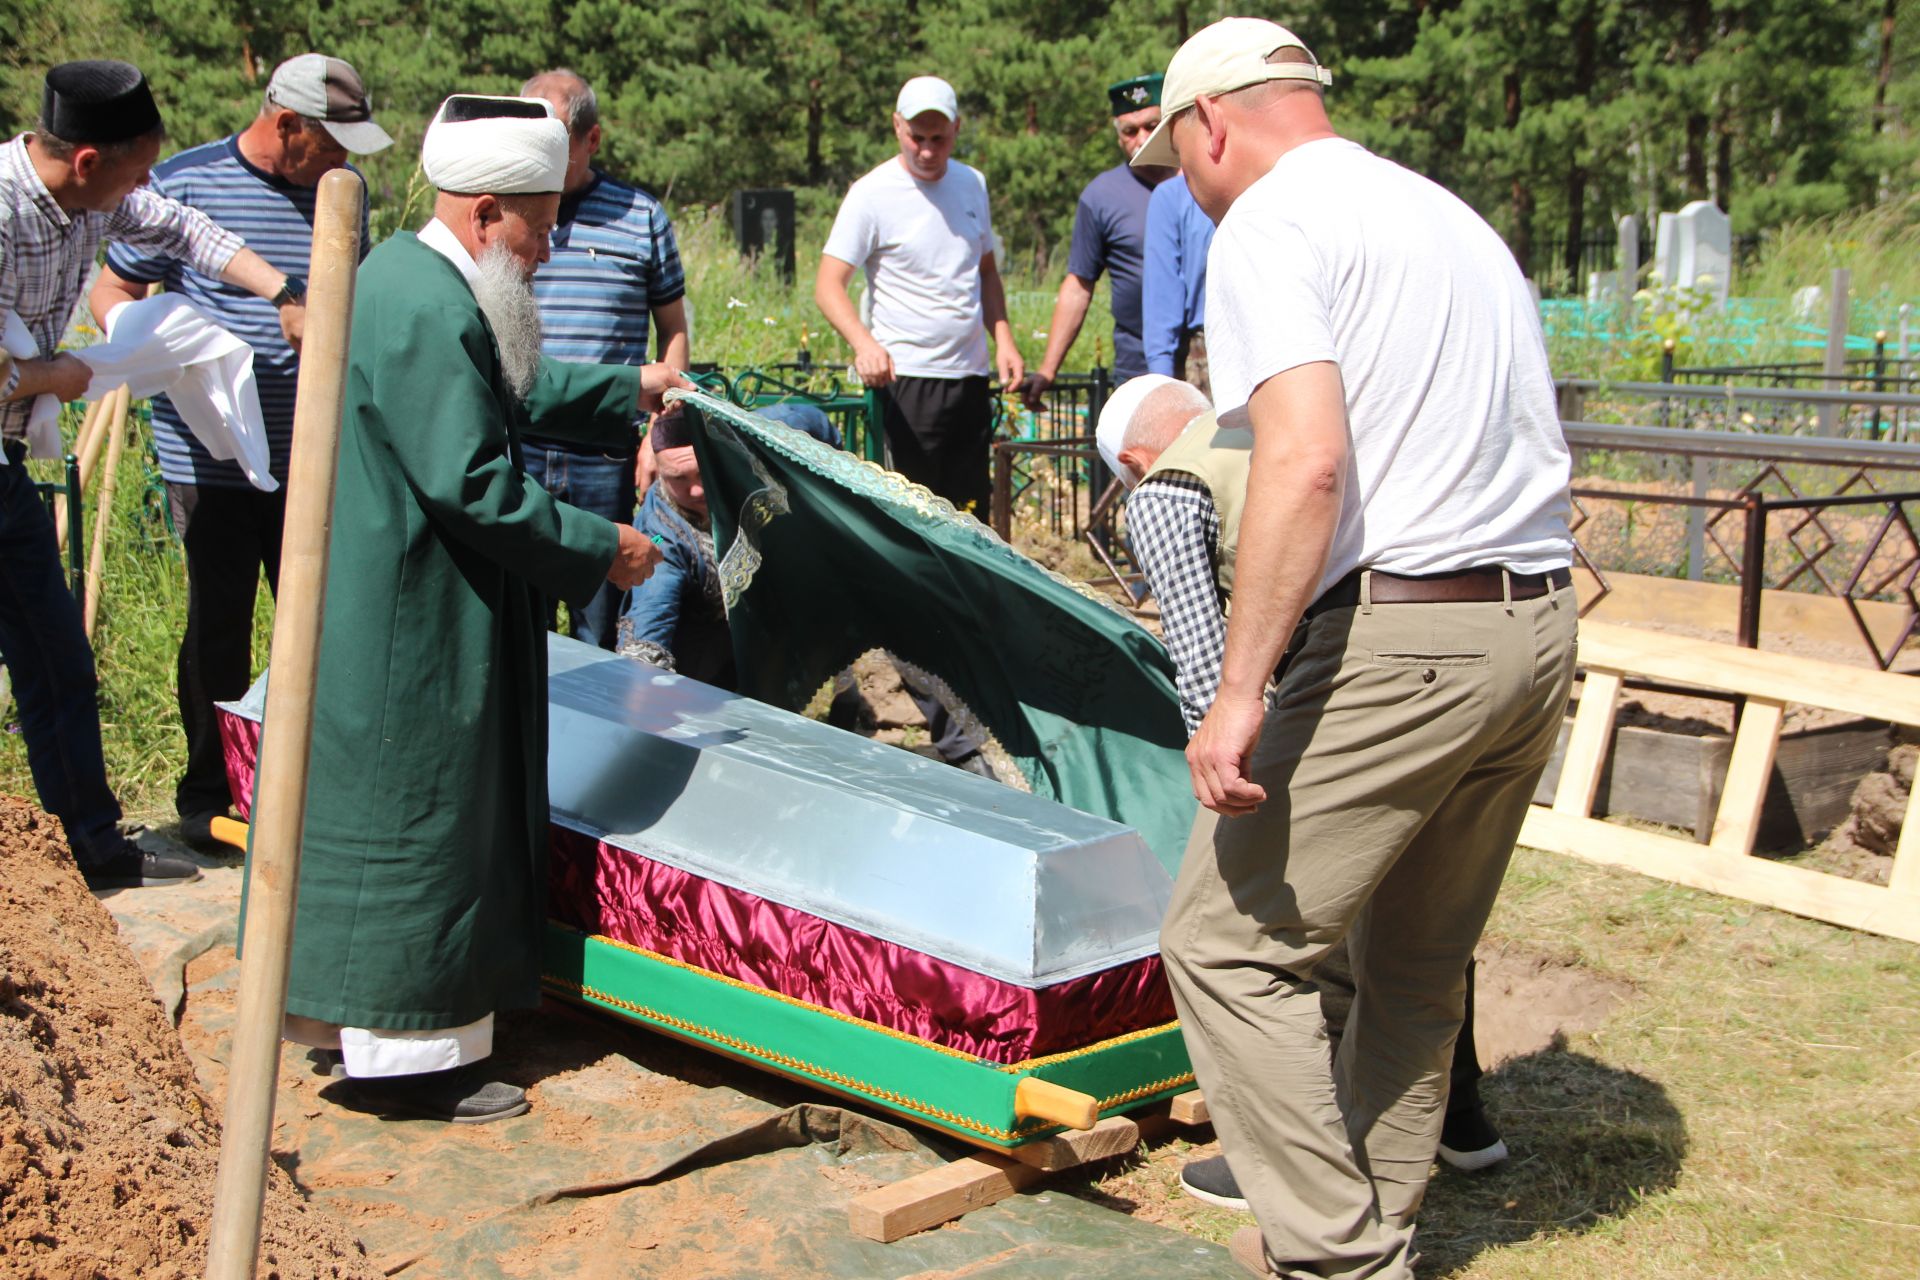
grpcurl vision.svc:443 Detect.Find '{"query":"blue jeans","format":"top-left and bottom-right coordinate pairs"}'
top-left (521, 444), bottom-right (636, 650)
top-left (0, 442), bottom-right (122, 863)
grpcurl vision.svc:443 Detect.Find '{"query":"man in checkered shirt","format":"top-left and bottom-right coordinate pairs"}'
top-left (0, 60), bottom-right (306, 890)
top-left (1098, 373), bottom-right (1511, 1218)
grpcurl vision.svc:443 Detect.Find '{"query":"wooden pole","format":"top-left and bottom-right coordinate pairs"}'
top-left (204, 167), bottom-right (362, 1280)
top-left (81, 386), bottom-right (130, 639)
top-left (74, 392), bottom-right (115, 493)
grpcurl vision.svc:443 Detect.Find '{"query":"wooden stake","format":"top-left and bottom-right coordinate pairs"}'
top-left (74, 392), bottom-right (115, 493)
top-left (205, 168), bottom-right (362, 1280)
top-left (81, 386), bottom-right (129, 639)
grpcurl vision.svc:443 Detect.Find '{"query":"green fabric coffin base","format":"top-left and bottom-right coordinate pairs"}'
top-left (543, 924), bottom-right (1194, 1150)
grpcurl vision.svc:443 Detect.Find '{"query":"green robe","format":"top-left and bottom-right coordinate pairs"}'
top-left (282, 231), bottom-right (639, 1030)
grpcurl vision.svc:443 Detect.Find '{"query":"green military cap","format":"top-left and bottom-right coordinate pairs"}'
top-left (1108, 73), bottom-right (1163, 116)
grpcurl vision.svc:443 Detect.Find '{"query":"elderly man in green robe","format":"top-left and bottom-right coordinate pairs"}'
top-left (278, 94), bottom-right (683, 1123)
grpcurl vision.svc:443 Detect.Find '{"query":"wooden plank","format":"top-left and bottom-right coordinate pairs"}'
top-left (1168, 1091), bottom-right (1210, 1126)
top-left (1574, 568), bottom-right (1913, 661)
top-left (1006, 1116), bottom-right (1140, 1172)
top-left (1553, 670), bottom-right (1623, 817)
top-left (1519, 807), bottom-right (1920, 945)
top-left (848, 1152), bottom-right (1046, 1243)
top-left (1708, 697), bottom-right (1786, 855)
top-left (1575, 621), bottom-right (1920, 727)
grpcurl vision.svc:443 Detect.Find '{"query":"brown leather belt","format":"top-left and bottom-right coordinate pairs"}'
top-left (1305, 566), bottom-right (1571, 619)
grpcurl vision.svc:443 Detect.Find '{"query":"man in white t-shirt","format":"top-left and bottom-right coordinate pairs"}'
top-left (814, 75), bottom-right (1023, 514)
top-left (1131, 20), bottom-right (1575, 1279)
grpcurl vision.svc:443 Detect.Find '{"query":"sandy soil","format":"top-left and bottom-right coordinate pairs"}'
top-left (0, 797), bottom-right (376, 1280)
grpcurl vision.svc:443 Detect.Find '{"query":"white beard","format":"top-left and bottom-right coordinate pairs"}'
top-left (472, 243), bottom-right (543, 403)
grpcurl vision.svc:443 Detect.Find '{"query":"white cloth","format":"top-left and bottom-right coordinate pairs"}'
top-left (822, 158), bottom-right (996, 379)
top-left (421, 95), bottom-right (567, 196)
top-left (2, 299), bottom-right (276, 491)
top-left (283, 1012), bottom-right (495, 1079)
top-left (86, 296), bottom-right (278, 491)
top-left (416, 217), bottom-right (481, 287)
top-left (0, 310), bottom-right (67, 462)
top-left (1204, 138), bottom-right (1572, 593)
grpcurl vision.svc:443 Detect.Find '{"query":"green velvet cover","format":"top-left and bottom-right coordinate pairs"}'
top-left (544, 925), bottom-right (1194, 1148)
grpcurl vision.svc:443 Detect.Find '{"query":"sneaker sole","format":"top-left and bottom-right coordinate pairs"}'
top-left (86, 872), bottom-right (203, 890)
top-left (450, 1099), bottom-right (531, 1125)
top-left (1438, 1138), bottom-right (1509, 1171)
top-left (1178, 1176), bottom-right (1251, 1213)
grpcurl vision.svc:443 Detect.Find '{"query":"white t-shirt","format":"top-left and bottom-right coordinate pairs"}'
top-left (1205, 138), bottom-right (1572, 593)
top-left (823, 157), bottom-right (995, 378)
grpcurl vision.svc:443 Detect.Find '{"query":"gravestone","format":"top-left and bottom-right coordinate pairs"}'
top-left (1652, 201), bottom-right (1731, 306)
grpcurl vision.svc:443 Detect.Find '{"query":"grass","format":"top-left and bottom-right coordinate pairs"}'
top-left (1057, 847), bottom-right (1920, 1279)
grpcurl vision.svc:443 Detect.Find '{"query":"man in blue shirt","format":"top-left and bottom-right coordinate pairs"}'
top-left (618, 403), bottom-right (839, 688)
top-left (522, 69), bottom-right (689, 651)
top-left (1142, 171), bottom-right (1214, 398)
top-left (92, 52), bottom-right (387, 852)
top-left (1023, 74), bottom-right (1172, 407)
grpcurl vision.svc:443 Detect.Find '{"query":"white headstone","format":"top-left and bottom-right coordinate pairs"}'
top-left (1673, 200), bottom-right (1731, 306)
top-left (1652, 211), bottom-right (1679, 286)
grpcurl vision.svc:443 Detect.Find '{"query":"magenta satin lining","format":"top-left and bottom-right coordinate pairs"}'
top-left (218, 709), bottom-right (1175, 1063)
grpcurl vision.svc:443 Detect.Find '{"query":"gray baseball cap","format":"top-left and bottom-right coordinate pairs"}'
top-left (264, 53), bottom-right (393, 154)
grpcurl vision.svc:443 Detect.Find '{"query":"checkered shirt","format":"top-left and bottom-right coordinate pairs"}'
top-left (0, 133), bottom-right (245, 438)
top-left (1126, 472), bottom-right (1225, 736)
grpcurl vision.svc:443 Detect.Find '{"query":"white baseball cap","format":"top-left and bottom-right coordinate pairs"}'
top-left (1130, 18), bottom-right (1331, 169)
top-left (264, 53), bottom-right (394, 154)
top-left (896, 76), bottom-right (959, 122)
top-left (1095, 374), bottom-right (1183, 482)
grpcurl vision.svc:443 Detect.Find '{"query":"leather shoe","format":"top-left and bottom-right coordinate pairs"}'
top-left (339, 1066), bottom-right (529, 1124)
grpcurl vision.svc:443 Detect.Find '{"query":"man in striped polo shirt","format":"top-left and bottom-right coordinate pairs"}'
top-left (520, 68), bottom-right (689, 651)
top-left (91, 53), bottom-right (390, 852)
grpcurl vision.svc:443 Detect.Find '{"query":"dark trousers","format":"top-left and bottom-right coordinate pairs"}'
top-left (0, 442), bottom-right (122, 862)
top-left (523, 444), bottom-right (636, 650)
top-left (169, 482), bottom-right (285, 821)
top-left (878, 375), bottom-right (993, 515)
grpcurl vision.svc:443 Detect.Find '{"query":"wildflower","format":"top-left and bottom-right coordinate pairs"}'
top-left (727, 297), bottom-right (747, 310)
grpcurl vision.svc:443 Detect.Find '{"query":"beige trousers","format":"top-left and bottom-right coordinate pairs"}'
top-left (1161, 581), bottom-right (1575, 1279)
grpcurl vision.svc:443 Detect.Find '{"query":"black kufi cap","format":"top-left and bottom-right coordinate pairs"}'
top-left (42, 60), bottom-right (162, 144)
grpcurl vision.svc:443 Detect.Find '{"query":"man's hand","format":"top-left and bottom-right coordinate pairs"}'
top-left (277, 301), bottom-right (306, 353)
top-left (31, 354), bottom-right (94, 403)
top-left (1020, 369), bottom-right (1053, 412)
top-left (637, 363), bottom-right (695, 415)
top-left (608, 523), bottom-right (664, 590)
top-left (996, 343), bottom-right (1025, 391)
top-left (1186, 690), bottom-right (1269, 817)
top-left (852, 342), bottom-right (895, 389)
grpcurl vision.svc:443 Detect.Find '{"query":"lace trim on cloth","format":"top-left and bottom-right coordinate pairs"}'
top-left (672, 388), bottom-right (1147, 628)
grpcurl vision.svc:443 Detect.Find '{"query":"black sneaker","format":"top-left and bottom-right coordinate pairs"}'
top-left (80, 836), bottom-right (202, 890)
top-left (338, 1066), bottom-right (529, 1125)
top-left (306, 1047), bottom-right (346, 1079)
top-left (1438, 1104), bottom-right (1509, 1171)
top-left (177, 809), bottom-right (237, 855)
top-left (1179, 1152), bottom-right (1249, 1211)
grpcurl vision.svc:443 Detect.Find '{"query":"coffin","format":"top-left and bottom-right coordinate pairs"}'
top-left (218, 636), bottom-right (1194, 1149)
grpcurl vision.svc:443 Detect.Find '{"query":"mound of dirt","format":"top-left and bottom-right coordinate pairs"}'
top-left (1816, 743), bottom-right (1915, 885)
top-left (0, 798), bottom-right (375, 1279)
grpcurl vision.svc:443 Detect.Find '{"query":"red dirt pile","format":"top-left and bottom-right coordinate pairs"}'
top-left (0, 797), bottom-right (375, 1279)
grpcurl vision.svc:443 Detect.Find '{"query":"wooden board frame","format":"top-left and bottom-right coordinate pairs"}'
top-left (1522, 621), bottom-right (1920, 944)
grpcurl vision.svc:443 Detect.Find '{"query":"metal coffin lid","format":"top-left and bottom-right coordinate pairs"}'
top-left (543, 636), bottom-right (1172, 988)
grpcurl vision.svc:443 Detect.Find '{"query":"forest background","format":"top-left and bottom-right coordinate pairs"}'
top-left (3, 0), bottom-right (1919, 293)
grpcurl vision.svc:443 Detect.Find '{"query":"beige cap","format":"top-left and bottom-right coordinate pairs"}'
top-left (1130, 18), bottom-right (1331, 169)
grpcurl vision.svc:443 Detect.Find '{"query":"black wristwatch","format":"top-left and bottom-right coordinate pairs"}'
top-left (271, 275), bottom-right (306, 307)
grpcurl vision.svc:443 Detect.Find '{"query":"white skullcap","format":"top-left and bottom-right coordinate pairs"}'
top-left (1095, 374), bottom-right (1184, 478)
top-left (421, 94), bottom-right (568, 196)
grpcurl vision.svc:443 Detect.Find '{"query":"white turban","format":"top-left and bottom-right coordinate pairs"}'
top-left (420, 94), bottom-right (567, 196)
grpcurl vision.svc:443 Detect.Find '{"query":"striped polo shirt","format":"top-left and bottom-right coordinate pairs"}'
top-left (527, 170), bottom-right (685, 452)
top-left (106, 137), bottom-right (368, 489)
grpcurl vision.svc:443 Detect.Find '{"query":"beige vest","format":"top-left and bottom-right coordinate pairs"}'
top-left (1140, 411), bottom-right (1252, 598)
